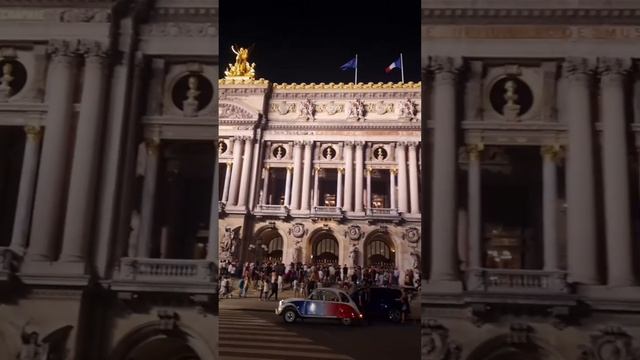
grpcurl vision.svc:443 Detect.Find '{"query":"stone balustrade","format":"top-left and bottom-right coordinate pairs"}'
top-left (466, 268), bottom-right (570, 295)
top-left (312, 206), bottom-right (343, 219)
top-left (366, 208), bottom-right (400, 218)
top-left (254, 204), bottom-right (289, 218)
top-left (112, 257), bottom-right (217, 293)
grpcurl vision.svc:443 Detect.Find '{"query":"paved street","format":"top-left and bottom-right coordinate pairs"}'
top-left (219, 309), bottom-right (420, 360)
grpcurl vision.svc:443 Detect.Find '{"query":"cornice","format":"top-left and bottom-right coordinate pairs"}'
top-left (271, 90), bottom-right (420, 101)
top-left (0, 0), bottom-right (113, 6)
top-left (273, 81), bottom-right (420, 90)
top-left (218, 78), bottom-right (269, 87)
top-left (422, 8), bottom-right (640, 24)
top-left (149, 6), bottom-right (218, 22)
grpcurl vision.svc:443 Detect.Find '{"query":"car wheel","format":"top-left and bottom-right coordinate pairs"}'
top-left (388, 309), bottom-right (402, 323)
top-left (282, 308), bottom-right (297, 324)
top-left (341, 317), bottom-right (353, 326)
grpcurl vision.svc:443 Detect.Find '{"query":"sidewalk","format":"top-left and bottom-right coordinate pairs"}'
top-left (219, 281), bottom-right (421, 321)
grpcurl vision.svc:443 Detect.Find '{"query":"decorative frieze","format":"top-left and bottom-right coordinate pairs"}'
top-left (140, 23), bottom-right (217, 37)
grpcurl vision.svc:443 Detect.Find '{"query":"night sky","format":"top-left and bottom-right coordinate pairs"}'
top-left (220, 0), bottom-right (421, 84)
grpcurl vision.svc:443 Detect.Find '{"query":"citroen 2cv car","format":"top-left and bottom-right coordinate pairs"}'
top-left (275, 287), bottom-right (363, 326)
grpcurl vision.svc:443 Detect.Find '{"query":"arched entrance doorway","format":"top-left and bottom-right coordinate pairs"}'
top-left (310, 231), bottom-right (339, 265)
top-left (253, 227), bottom-right (283, 263)
top-left (467, 335), bottom-right (562, 360)
top-left (364, 232), bottom-right (395, 268)
top-left (125, 337), bottom-right (199, 360)
top-left (108, 322), bottom-right (215, 360)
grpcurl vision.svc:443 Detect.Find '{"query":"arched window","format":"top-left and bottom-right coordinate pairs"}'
top-left (313, 235), bottom-right (339, 265)
top-left (365, 234), bottom-right (395, 267)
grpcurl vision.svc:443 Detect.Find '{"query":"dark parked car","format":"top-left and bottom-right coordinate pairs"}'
top-left (350, 287), bottom-right (403, 323)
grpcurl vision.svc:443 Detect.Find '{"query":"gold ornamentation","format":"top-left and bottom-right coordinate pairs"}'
top-left (273, 81), bottom-right (421, 90)
top-left (541, 145), bottom-right (563, 160)
top-left (24, 125), bottom-right (42, 141)
top-left (224, 46), bottom-right (256, 80)
top-left (466, 143), bottom-right (484, 161)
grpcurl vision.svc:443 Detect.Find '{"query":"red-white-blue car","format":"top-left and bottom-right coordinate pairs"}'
top-left (276, 287), bottom-right (363, 326)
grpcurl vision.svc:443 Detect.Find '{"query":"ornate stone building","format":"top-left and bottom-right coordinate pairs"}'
top-left (218, 71), bottom-right (422, 276)
top-left (0, 1), bottom-right (218, 359)
top-left (421, 1), bottom-right (640, 359)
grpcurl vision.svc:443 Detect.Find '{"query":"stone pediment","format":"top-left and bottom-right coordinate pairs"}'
top-left (218, 101), bottom-right (259, 121)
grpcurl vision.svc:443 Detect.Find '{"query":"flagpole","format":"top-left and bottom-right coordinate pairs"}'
top-left (355, 54), bottom-right (358, 84)
top-left (400, 53), bottom-right (404, 83)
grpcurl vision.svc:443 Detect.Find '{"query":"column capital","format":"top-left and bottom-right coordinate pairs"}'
top-left (428, 56), bottom-right (461, 85)
top-left (366, 167), bottom-right (373, 174)
top-left (286, 164), bottom-right (293, 171)
top-left (226, 161), bottom-right (233, 166)
top-left (24, 125), bottom-right (43, 142)
top-left (466, 143), bottom-right (484, 160)
top-left (541, 144), bottom-right (563, 161)
top-left (344, 140), bottom-right (354, 147)
top-left (145, 137), bottom-right (161, 154)
top-left (562, 57), bottom-right (595, 82)
top-left (598, 57), bottom-right (631, 87)
top-left (354, 141), bottom-right (365, 148)
top-left (293, 140), bottom-right (304, 147)
top-left (407, 141), bottom-right (419, 148)
top-left (303, 140), bottom-right (314, 147)
top-left (338, 167), bottom-right (344, 174)
top-left (395, 141), bottom-right (407, 148)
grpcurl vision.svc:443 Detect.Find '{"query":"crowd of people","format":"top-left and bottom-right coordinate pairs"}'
top-left (218, 260), bottom-right (421, 301)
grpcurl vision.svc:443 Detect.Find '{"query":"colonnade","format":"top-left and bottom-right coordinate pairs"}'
top-left (239, 140), bottom-right (422, 214)
top-left (428, 56), bottom-right (638, 288)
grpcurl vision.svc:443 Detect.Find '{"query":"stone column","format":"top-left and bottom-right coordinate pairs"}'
top-left (467, 144), bottom-right (483, 269)
top-left (284, 165), bottom-right (293, 207)
top-left (26, 43), bottom-right (78, 262)
top-left (313, 166), bottom-right (320, 207)
top-left (343, 142), bottom-right (354, 211)
top-left (290, 141), bottom-right (303, 210)
top-left (366, 167), bottom-right (372, 209)
top-left (300, 141), bottom-right (313, 210)
top-left (429, 56), bottom-right (460, 283)
top-left (261, 166), bottom-right (270, 205)
top-left (541, 145), bottom-right (560, 271)
top-left (236, 137), bottom-right (254, 208)
top-left (408, 141), bottom-right (420, 214)
top-left (354, 142), bottom-right (364, 212)
top-left (396, 142), bottom-right (409, 213)
top-left (138, 139), bottom-right (161, 258)
top-left (336, 168), bottom-right (344, 208)
top-left (222, 162), bottom-right (232, 203)
top-left (207, 147), bottom-right (218, 262)
top-left (59, 45), bottom-right (109, 263)
top-left (9, 126), bottom-right (43, 254)
top-left (599, 58), bottom-right (635, 286)
top-left (563, 58), bottom-right (599, 284)
top-left (389, 169), bottom-right (397, 209)
top-left (227, 137), bottom-right (244, 206)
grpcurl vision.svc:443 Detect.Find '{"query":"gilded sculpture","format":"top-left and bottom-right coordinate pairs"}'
top-left (224, 45), bottom-right (256, 79)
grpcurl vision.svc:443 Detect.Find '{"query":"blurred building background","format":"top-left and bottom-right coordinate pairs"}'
top-left (0, 0), bottom-right (219, 359)
top-left (421, 1), bottom-right (640, 359)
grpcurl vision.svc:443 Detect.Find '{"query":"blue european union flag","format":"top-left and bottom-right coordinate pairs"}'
top-left (340, 57), bottom-right (357, 70)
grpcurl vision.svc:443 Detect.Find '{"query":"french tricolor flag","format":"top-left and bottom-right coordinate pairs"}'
top-left (385, 57), bottom-right (402, 73)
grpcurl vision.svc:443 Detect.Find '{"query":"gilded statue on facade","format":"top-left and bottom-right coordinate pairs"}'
top-left (224, 45), bottom-right (256, 79)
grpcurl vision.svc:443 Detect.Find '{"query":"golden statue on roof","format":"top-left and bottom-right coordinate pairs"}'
top-left (224, 45), bottom-right (256, 80)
